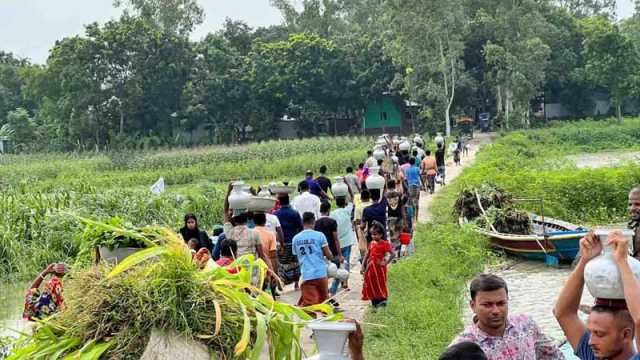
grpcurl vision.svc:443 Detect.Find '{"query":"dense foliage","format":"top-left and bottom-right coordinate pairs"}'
top-left (2, 0), bottom-right (640, 150)
top-left (0, 136), bottom-right (369, 277)
top-left (7, 222), bottom-right (339, 359)
top-left (364, 118), bottom-right (640, 358)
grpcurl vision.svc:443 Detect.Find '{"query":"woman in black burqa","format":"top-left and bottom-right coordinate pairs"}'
top-left (179, 213), bottom-right (212, 253)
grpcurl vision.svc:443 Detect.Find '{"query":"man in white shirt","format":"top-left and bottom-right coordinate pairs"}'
top-left (265, 212), bottom-right (284, 245)
top-left (365, 150), bottom-right (378, 169)
top-left (292, 181), bottom-right (321, 220)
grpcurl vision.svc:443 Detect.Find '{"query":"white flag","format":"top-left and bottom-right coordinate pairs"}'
top-left (150, 177), bottom-right (165, 195)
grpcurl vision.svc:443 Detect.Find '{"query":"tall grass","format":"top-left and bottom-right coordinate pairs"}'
top-left (0, 136), bottom-right (371, 278)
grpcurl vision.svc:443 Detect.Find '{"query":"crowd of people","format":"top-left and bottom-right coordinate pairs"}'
top-left (23, 137), bottom-right (640, 360)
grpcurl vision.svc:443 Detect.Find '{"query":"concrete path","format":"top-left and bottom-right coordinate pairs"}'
top-left (278, 133), bottom-right (495, 357)
top-left (418, 133), bottom-right (496, 224)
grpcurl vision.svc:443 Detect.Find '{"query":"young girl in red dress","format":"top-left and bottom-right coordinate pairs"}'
top-left (361, 221), bottom-right (395, 308)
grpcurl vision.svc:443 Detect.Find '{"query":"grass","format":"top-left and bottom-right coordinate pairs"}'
top-left (364, 117), bottom-right (640, 359)
top-left (0, 136), bottom-right (371, 278)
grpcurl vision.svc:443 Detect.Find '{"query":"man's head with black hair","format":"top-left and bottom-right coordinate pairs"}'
top-left (302, 212), bottom-right (315, 227)
top-left (439, 342), bottom-right (487, 360)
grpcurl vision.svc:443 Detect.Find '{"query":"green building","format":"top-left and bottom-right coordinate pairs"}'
top-left (362, 96), bottom-right (418, 134)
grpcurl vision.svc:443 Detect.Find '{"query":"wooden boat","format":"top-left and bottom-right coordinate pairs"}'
top-left (462, 214), bottom-right (588, 262)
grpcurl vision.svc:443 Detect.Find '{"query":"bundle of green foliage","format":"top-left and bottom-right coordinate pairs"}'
top-left (477, 207), bottom-right (532, 235)
top-left (7, 221), bottom-right (339, 359)
top-left (453, 183), bottom-right (512, 219)
top-left (82, 216), bottom-right (157, 250)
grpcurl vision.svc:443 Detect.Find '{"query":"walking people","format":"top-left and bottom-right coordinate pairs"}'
top-left (293, 181), bottom-right (321, 220)
top-left (365, 150), bottom-right (377, 169)
top-left (253, 213), bottom-right (279, 290)
top-left (554, 231), bottom-right (640, 360)
top-left (360, 188), bottom-right (387, 243)
top-left (452, 274), bottom-right (564, 359)
top-left (274, 194), bottom-right (304, 287)
top-left (298, 170), bottom-right (326, 198)
top-left (179, 214), bottom-right (212, 253)
top-left (331, 196), bottom-right (356, 291)
top-left (315, 165), bottom-right (332, 200)
top-left (314, 202), bottom-right (343, 297)
top-left (361, 221), bottom-right (395, 309)
top-left (356, 163), bottom-right (366, 190)
top-left (385, 179), bottom-right (407, 256)
top-left (454, 136), bottom-right (462, 166)
top-left (421, 150), bottom-right (438, 194)
top-left (355, 190), bottom-right (372, 263)
top-left (293, 212), bottom-right (335, 307)
top-left (344, 166), bottom-right (361, 197)
top-left (405, 157), bottom-right (422, 223)
top-left (436, 143), bottom-right (446, 186)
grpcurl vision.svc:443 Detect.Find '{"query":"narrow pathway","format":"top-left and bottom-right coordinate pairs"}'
top-left (418, 133), bottom-right (495, 224)
top-left (278, 133), bottom-right (494, 357)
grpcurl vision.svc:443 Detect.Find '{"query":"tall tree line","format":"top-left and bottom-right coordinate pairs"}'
top-left (1, 0), bottom-right (639, 151)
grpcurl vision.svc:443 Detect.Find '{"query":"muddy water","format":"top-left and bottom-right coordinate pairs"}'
top-left (567, 151), bottom-right (640, 169)
top-left (0, 281), bottom-right (30, 338)
top-left (461, 260), bottom-right (594, 358)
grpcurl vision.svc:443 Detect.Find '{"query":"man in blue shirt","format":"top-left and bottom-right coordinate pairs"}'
top-left (405, 157), bottom-right (422, 222)
top-left (292, 212), bottom-right (333, 306)
top-left (275, 194), bottom-right (304, 288)
top-left (360, 188), bottom-right (387, 243)
top-left (555, 231), bottom-right (640, 360)
top-left (298, 170), bottom-right (326, 199)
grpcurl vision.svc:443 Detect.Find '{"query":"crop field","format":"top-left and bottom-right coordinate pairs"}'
top-left (0, 136), bottom-right (370, 278)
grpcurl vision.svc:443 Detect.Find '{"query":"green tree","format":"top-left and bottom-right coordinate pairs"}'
top-left (5, 108), bottom-right (36, 150)
top-left (475, 0), bottom-right (552, 129)
top-left (382, 0), bottom-right (467, 136)
top-left (113, 0), bottom-right (204, 35)
top-left (581, 17), bottom-right (639, 121)
top-left (556, 0), bottom-right (616, 18)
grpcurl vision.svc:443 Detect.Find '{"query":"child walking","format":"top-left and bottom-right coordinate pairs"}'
top-left (361, 221), bottom-right (395, 308)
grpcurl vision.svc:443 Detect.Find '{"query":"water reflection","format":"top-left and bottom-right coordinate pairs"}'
top-left (0, 281), bottom-right (30, 338)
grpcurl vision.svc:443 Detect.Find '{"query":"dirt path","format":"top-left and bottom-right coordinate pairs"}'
top-left (418, 133), bottom-right (495, 224)
top-left (277, 133), bottom-right (494, 357)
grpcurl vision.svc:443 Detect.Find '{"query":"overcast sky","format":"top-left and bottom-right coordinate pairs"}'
top-left (0, 0), bottom-right (635, 64)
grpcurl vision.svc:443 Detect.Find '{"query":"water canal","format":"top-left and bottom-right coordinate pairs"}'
top-left (0, 281), bottom-right (30, 339)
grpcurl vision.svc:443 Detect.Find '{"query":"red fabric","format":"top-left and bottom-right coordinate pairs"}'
top-left (362, 240), bottom-right (392, 301)
top-left (216, 257), bottom-right (239, 274)
top-left (298, 277), bottom-right (329, 306)
top-left (595, 298), bottom-right (628, 310)
top-left (270, 200), bottom-right (281, 214)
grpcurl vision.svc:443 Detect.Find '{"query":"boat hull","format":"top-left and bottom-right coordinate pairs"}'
top-left (467, 214), bottom-right (588, 262)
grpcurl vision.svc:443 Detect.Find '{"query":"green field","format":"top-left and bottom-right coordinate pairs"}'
top-left (364, 118), bottom-right (640, 358)
top-left (0, 136), bottom-right (370, 277)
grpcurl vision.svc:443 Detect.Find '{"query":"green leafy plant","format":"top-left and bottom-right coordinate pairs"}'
top-left (8, 220), bottom-right (341, 359)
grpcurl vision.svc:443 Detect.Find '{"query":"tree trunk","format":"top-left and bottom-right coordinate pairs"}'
top-left (505, 88), bottom-right (512, 130)
top-left (496, 85), bottom-right (503, 128)
top-left (617, 103), bottom-right (622, 122)
top-left (439, 39), bottom-right (453, 137)
top-left (119, 108), bottom-right (124, 135)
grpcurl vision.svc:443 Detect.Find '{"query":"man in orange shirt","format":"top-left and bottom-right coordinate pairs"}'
top-left (253, 213), bottom-right (279, 296)
top-left (420, 150), bottom-right (438, 194)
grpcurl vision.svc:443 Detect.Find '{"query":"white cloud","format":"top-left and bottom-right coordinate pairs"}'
top-left (0, 0), bottom-right (283, 64)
